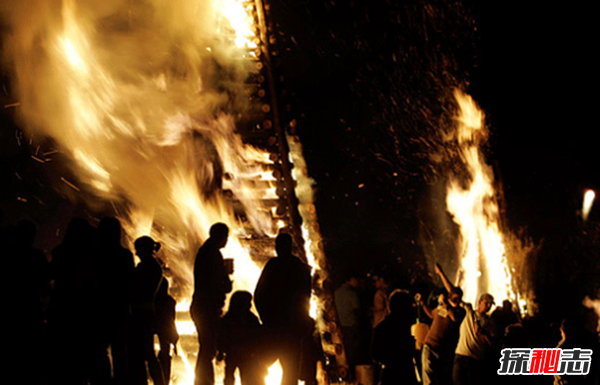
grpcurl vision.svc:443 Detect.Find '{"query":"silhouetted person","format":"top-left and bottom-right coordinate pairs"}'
top-left (129, 236), bottom-right (166, 385)
top-left (191, 223), bottom-right (233, 385)
top-left (13, 220), bottom-right (50, 322)
top-left (372, 289), bottom-right (417, 385)
top-left (503, 323), bottom-right (527, 348)
top-left (219, 290), bottom-right (266, 385)
top-left (554, 316), bottom-right (597, 385)
top-left (96, 217), bottom-right (135, 385)
top-left (254, 233), bottom-right (312, 385)
top-left (48, 217), bottom-right (102, 385)
top-left (298, 315), bottom-right (323, 385)
top-left (371, 273), bottom-right (390, 328)
top-left (155, 278), bottom-right (179, 384)
top-left (334, 272), bottom-right (361, 379)
top-left (9, 220), bottom-right (50, 385)
top-left (491, 300), bottom-right (519, 343)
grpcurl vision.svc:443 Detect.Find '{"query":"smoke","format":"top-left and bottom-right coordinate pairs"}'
top-left (1, 0), bottom-right (273, 291)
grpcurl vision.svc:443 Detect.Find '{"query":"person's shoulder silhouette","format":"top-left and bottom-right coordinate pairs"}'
top-left (254, 233), bottom-right (311, 328)
top-left (96, 217), bottom-right (134, 292)
top-left (192, 222), bottom-right (231, 306)
top-left (132, 236), bottom-right (163, 301)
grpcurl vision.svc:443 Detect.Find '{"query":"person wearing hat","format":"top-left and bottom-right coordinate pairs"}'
top-left (431, 263), bottom-right (497, 385)
top-left (452, 291), bottom-right (497, 385)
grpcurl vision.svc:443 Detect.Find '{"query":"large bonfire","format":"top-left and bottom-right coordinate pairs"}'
top-left (445, 89), bottom-right (529, 311)
top-left (1, 0), bottom-right (327, 384)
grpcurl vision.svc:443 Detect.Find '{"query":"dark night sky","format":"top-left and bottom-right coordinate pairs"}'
top-left (1, 1), bottom-right (599, 317)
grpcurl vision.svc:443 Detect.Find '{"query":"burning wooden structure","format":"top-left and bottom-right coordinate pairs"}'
top-left (1, 0), bottom-right (349, 383)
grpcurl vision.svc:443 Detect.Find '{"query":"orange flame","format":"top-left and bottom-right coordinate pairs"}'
top-left (215, 0), bottom-right (259, 50)
top-left (446, 90), bottom-right (519, 307)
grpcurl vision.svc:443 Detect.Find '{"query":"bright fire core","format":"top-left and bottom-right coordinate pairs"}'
top-left (446, 90), bottom-right (521, 308)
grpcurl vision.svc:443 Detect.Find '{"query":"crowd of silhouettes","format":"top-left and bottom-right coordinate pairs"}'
top-left (2, 214), bottom-right (321, 385)
top-left (2, 215), bottom-right (178, 385)
top-left (333, 263), bottom-right (600, 385)
top-left (191, 226), bottom-right (320, 385)
top-left (3, 211), bottom-right (600, 385)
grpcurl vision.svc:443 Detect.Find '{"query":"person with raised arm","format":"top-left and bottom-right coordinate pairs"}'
top-left (415, 263), bottom-right (466, 385)
top-left (438, 261), bottom-right (496, 385)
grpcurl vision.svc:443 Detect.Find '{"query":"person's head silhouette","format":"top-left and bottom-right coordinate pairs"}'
top-left (63, 217), bottom-right (94, 247)
top-left (134, 236), bottom-right (160, 260)
top-left (209, 223), bottom-right (229, 249)
top-left (228, 290), bottom-right (253, 315)
top-left (389, 289), bottom-right (412, 314)
top-left (98, 217), bottom-right (123, 246)
top-left (275, 232), bottom-right (293, 257)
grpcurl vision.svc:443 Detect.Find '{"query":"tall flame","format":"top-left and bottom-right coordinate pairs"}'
top-left (287, 134), bottom-right (328, 321)
top-left (445, 90), bottom-right (517, 306)
top-left (4, 0), bottom-right (273, 287)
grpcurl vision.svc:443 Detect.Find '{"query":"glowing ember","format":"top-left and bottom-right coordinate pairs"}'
top-left (445, 90), bottom-right (517, 306)
top-left (582, 189), bottom-right (595, 222)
